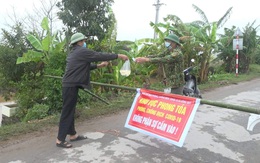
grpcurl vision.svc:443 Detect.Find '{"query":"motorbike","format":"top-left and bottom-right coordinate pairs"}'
top-left (182, 59), bottom-right (202, 98)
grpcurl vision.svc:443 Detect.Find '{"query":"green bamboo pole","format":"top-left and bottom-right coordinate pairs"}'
top-left (45, 75), bottom-right (260, 114)
top-left (44, 75), bottom-right (136, 91)
top-left (45, 75), bottom-right (111, 105)
top-left (200, 99), bottom-right (260, 114)
top-left (83, 89), bottom-right (110, 105)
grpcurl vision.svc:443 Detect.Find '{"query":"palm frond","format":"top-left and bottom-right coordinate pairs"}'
top-left (150, 21), bottom-right (165, 39)
top-left (192, 4), bottom-right (209, 24)
top-left (217, 7), bottom-right (233, 28)
top-left (164, 15), bottom-right (183, 26)
top-left (136, 38), bottom-right (155, 44)
top-left (190, 21), bottom-right (206, 27)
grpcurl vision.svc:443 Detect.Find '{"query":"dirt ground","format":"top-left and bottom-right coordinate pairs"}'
top-left (0, 96), bottom-right (7, 102)
top-left (0, 105), bottom-right (123, 149)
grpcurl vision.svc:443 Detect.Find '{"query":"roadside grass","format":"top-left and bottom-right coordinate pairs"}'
top-left (0, 92), bottom-right (134, 141)
top-left (1, 64), bottom-right (260, 141)
top-left (200, 64), bottom-right (260, 91)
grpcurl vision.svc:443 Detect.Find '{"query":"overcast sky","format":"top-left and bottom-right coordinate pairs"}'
top-left (0, 0), bottom-right (259, 41)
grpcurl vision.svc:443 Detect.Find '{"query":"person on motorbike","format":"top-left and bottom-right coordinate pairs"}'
top-left (135, 33), bottom-right (184, 94)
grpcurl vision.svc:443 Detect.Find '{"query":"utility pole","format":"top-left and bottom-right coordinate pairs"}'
top-left (153, 0), bottom-right (164, 39)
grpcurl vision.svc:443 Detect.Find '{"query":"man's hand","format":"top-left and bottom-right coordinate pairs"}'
top-left (118, 54), bottom-right (129, 61)
top-left (97, 61), bottom-right (109, 68)
top-left (135, 57), bottom-right (150, 63)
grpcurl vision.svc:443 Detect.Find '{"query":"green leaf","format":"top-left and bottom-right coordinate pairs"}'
top-left (16, 57), bottom-right (26, 64)
top-left (16, 50), bottom-right (44, 64)
top-left (27, 34), bottom-right (42, 51)
top-left (42, 36), bottom-right (51, 52)
top-left (54, 40), bottom-right (66, 53)
top-left (210, 22), bottom-right (217, 42)
top-left (41, 17), bottom-right (49, 31)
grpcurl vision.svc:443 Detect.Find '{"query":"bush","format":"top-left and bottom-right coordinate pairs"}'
top-left (15, 74), bottom-right (45, 119)
top-left (249, 64), bottom-right (260, 73)
top-left (23, 104), bottom-right (49, 122)
top-left (43, 51), bottom-right (67, 113)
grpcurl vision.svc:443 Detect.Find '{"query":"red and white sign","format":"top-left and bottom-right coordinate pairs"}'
top-left (125, 89), bottom-right (200, 147)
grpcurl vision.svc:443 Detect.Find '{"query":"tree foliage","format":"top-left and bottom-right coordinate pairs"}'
top-left (218, 23), bottom-right (260, 73)
top-left (14, 17), bottom-right (67, 119)
top-left (239, 22), bottom-right (259, 73)
top-left (1, 1), bottom-right (260, 123)
top-left (0, 23), bottom-right (34, 100)
top-left (217, 26), bottom-right (237, 73)
top-left (17, 17), bottom-right (66, 66)
top-left (188, 5), bottom-right (233, 82)
top-left (57, 0), bottom-right (115, 41)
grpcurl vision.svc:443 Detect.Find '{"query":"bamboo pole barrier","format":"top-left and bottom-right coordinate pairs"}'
top-left (45, 75), bottom-right (260, 114)
top-left (200, 99), bottom-right (260, 114)
top-left (83, 89), bottom-right (110, 105)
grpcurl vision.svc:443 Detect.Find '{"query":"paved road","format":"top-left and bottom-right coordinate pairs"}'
top-left (1, 78), bottom-right (260, 163)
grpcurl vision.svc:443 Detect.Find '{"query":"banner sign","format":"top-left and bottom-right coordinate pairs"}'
top-left (125, 89), bottom-right (200, 147)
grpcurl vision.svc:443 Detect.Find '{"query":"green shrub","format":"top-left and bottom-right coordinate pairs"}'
top-left (23, 104), bottom-right (49, 122)
top-left (249, 64), bottom-right (260, 73)
top-left (43, 51), bottom-right (67, 113)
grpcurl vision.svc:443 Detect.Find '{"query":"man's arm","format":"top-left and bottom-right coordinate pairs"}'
top-left (97, 62), bottom-right (109, 68)
top-left (136, 51), bottom-right (182, 64)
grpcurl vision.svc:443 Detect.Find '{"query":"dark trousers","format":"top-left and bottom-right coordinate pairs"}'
top-left (57, 87), bottom-right (79, 141)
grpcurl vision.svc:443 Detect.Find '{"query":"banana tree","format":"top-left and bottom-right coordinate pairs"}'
top-left (163, 15), bottom-right (202, 66)
top-left (187, 4), bottom-right (233, 82)
top-left (16, 17), bottom-right (66, 66)
top-left (217, 26), bottom-right (237, 72)
top-left (240, 22), bottom-right (260, 73)
top-left (14, 17), bottom-right (67, 115)
top-left (192, 22), bottom-right (219, 82)
top-left (114, 39), bottom-right (159, 87)
top-left (89, 38), bottom-right (158, 92)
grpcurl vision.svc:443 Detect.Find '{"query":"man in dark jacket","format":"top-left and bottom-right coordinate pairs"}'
top-left (56, 33), bottom-right (128, 148)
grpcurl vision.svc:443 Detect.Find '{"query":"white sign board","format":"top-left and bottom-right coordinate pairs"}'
top-left (233, 39), bottom-right (243, 50)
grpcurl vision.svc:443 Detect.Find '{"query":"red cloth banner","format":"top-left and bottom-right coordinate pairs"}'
top-left (125, 89), bottom-right (200, 147)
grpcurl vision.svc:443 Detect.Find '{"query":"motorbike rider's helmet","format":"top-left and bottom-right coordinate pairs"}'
top-left (164, 33), bottom-right (181, 46)
top-left (69, 33), bottom-right (87, 46)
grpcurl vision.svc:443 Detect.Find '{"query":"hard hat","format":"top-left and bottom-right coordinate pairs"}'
top-left (164, 34), bottom-right (181, 45)
top-left (70, 33), bottom-right (87, 46)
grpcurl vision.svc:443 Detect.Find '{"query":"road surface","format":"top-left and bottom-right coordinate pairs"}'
top-left (1, 78), bottom-right (260, 163)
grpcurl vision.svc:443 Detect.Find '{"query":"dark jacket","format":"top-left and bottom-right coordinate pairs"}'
top-left (62, 45), bottom-right (118, 89)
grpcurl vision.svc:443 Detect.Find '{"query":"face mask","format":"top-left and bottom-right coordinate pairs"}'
top-left (83, 42), bottom-right (87, 48)
top-left (165, 42), bottom-right (172, 50)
